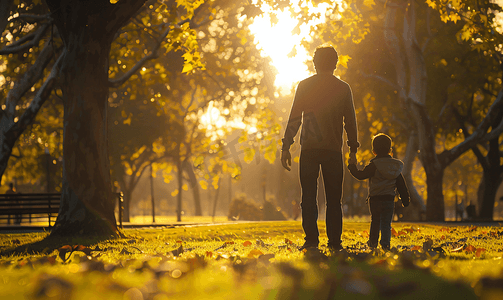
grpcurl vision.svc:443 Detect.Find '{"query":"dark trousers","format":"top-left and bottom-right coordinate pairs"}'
top-left (300, 149), bottom-right (343, 246)
top-left (368, 199), bottom-right (395, 249)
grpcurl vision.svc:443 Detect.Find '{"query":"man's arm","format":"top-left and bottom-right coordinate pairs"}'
top-left (282, 83), bottom-right (304, 151)
top-left (396, 174), bottom-right (410, 207)
top-left (343, 85), bottom-right (359, 153)
top-left (347, 162), bottom-right (376, 180)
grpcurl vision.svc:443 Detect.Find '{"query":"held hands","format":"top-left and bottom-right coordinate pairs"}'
top-left (348, 152), bottom-right (357, 165)
top-left (281, 150), bottom-right (292, 171)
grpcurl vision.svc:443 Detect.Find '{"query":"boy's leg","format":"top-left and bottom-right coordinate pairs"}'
top-left (299, 150), bottom-right (321, 246)
top-left (368, 200), bottom-right (381, 247)
top-left (379, 201), bottom-right (395, 250)
top-left (320, 151), bottom-right (343, 248)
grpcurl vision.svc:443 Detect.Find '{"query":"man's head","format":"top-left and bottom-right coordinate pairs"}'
top-left (313, 45), bottom-right (338, 73)
top-left (372, 133), bottom-right (392, 156)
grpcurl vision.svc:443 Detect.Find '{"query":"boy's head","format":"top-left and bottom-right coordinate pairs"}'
top-left (313, 45), bottom-right (338, 73)
top-left (372, 133), bottom-right (392, 156)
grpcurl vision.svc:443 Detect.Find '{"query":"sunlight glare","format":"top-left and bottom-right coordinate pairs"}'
top-left (248, 2), bottom-right (331, 95)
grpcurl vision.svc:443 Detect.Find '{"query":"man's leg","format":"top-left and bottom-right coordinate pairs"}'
top-left (299, 150), bottom-right (320, 246)
top-left (368, 200), bottom-right (381, 247)
top-left (379, 201), bottom-right (395, 250)
top-left (320, 151), bottom-right (343, 248)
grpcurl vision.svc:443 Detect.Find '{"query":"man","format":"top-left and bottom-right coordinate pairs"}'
top-left (281, 45), bottom-right (359, 251)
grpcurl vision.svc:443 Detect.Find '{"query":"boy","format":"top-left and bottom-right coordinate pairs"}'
top-left (347, 133), bottom-right (409, 250)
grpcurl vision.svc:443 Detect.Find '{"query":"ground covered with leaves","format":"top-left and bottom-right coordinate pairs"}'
top-left (0, 221), bottom-right (502, 300)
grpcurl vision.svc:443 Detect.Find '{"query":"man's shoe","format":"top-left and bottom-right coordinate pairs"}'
top-left (299, 242), bottom-right (318, 251)
top-left (327, 243), bottom-right (344, 251)
top-left (366, 240), bottom-right (377, 249)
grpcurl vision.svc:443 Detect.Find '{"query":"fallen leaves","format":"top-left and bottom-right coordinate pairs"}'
top-left (392, 227), bottom-right (419, 238)
top-left (247, 249), bottom-right (264, 258)
top-left (1, 222), bottom-right (501, 300)
top-left (58, 245), bottom-right (98, 262)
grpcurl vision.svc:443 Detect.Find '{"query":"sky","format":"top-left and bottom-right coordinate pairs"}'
top-left (247, 2), bottom-right (331, 96)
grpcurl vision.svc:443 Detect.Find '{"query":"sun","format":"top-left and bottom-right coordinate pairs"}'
top-left (248, 2), bottom-right (331, 95)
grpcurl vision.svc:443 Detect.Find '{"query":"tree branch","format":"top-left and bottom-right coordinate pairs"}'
top-left (0, 22), bottom-right (51, 55)
top-left (440, 88), bottom-right (503, 165)
top-left (5, 39), bottom-right (55, 120)
top-left (108, 0), bottom-right (148, 35)
top-left (451, 104), bottom-right (489, 169)
top-left (9, 51), bottom-right (63, 138)
top-left (108, 20), bottom-right (189, 88)
top-left (482, 117), bottom-right (503, 141)
top-left (8, 13), bottom-right (51, 24)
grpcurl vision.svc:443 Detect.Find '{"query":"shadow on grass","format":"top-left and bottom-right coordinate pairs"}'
top-left (0, 230), bottom-right (126, 257)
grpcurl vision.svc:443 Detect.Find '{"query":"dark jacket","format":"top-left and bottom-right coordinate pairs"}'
top-left (348, 155), bottom-right (410, 206)
top-left (282, 73), bottom-right (359, 153)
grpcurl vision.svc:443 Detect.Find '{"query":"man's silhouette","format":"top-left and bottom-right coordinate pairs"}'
top-left (281, 45), bottom-right (359, 251)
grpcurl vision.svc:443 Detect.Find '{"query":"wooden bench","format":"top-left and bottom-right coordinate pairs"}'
top-left (0, 192), bottom-right (124, 227)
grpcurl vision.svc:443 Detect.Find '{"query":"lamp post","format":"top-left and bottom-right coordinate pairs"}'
top-left (150, 163), bottom-right (155, 223)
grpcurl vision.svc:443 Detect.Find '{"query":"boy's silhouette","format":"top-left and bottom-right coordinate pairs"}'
top-left (348, 133), bottom-right (409, 250)
top-left (281, 45), bottom-right (359, 251)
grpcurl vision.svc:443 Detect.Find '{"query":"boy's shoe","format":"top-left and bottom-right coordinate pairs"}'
top-left (299, 241), bottom-right (318, 251)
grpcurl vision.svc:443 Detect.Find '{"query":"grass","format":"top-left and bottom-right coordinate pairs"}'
top-left (0, 221), bottom-right (502, 299)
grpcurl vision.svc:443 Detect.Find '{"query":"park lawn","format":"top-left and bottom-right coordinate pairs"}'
top-left (0, 221), bottom-right (502, 300)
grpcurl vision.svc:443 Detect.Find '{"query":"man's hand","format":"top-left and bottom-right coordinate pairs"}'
top-left (348, 152), bottom-right (357, 165)
top-left (281, 150), bottom-right (292, 171)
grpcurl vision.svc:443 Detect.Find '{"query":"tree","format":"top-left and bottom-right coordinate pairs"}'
top-left (44, 0), bottom-right (218, 236)
top-left (432, 0), bottom-right (503, 220)
top-left (108, 0), bottom-right (279, 222)
top-left (41, 0), bottom-right (154, 236)
top-left (2, 0), bottom-right (280, 232)
top-left (0, 1), bottom-right (63, 187)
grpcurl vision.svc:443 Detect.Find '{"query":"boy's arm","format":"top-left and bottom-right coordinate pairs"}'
top-left (396, 174), bottom-right (410, 207)
top-left (348, 162), bottom-right (376, 180)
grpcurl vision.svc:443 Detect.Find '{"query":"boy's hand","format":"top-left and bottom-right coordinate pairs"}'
top-left (281, 150), bottom-right (292, 171)
top-left (348, 152), bottom-right (357, 165)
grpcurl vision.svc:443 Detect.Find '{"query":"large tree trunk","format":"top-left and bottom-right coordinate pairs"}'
top-left (477, 135), bottom-right (503, 220)
top-left (383, 1), bottom-right (444, 220)
top-left (52, 27), bottom-right (117, 236)
top-left (478, 171), bottom-right (500, 220)
top-left (414, 101), bottom-right (445, 221)
top-left (46, 0), bottom-right (146, 236)
top-left (401, 131), bottom-right (426, 220)
top-left (423, 164), bottom-right (445, 221)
